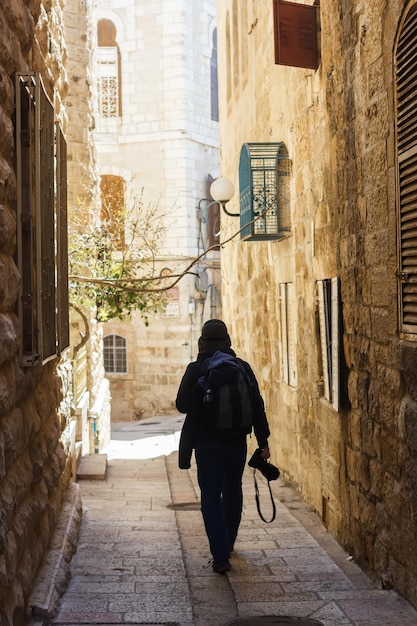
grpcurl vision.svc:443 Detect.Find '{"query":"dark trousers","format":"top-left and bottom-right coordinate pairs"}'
top-left (195, 438), bottom-right (247, 561)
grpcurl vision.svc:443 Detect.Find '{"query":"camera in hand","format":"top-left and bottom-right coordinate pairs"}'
top-left (248, 448), bottom-right (280, 481)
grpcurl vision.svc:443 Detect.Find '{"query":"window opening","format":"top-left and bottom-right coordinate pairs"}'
top-left (279, 282), bottom-right (297, 386)
top-left (104, 334), bottom-right (127, 373)
top-left (97, 19), bottom-right (121, 119)
top-left (317, 278), bottom-right (339, 410)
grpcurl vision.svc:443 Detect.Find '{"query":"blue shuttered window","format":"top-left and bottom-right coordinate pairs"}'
top-left (239, 143), bottom-right (291, 241)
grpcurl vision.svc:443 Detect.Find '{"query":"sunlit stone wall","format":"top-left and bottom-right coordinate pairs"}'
top-left (0, 0), bottom-right (82, 622)
top-left (216, 0), bottom-right (417, 609)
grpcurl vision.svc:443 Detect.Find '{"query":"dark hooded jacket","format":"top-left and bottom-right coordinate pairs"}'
top-left (176, 345), bottom-right (270, 469)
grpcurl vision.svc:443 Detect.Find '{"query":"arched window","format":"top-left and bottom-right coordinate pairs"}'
top-left (211, 28), bottom-right (219, 122)
top-left (396, 4), bottom-right (417, 332)
top-left (104, 334), bottom-right (127, 373)
top-left (97, 19), bottom-right (122, 118)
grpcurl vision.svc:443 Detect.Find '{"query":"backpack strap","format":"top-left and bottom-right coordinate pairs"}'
top-left (252, 469), bottom-right (276, 523)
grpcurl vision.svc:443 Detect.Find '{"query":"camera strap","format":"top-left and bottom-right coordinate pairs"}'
top-left (252, 469), bottom-right (276, 523)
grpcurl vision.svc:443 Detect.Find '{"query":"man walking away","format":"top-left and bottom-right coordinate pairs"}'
top-left (176, 319), bottom-right (271, 574)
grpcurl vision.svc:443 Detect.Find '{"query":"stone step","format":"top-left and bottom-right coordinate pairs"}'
top-left (76, 454), bottom-right (107, 480)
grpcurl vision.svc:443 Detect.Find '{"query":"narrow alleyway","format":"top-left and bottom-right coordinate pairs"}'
top-left (32, 417), bottom-right (417, 626)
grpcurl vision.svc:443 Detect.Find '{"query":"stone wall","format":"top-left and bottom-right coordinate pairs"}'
top-left (0, 1), bottom-right (81, 623)
top-left (217, 0), bottom-right (417, 609)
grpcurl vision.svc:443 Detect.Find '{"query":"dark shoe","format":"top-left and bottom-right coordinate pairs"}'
top-left (212, 559), bottom-right (231, 574)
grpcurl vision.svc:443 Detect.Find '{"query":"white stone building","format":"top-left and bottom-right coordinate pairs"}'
top-left (92, 0), bottom-right (220, 420)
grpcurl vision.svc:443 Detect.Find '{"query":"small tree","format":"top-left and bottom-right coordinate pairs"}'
top-left (69, 185), bottom-right (168, 324)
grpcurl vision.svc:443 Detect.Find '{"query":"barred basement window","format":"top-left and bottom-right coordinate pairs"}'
top-left (15, 73), bottom-right (69, 365)
top-left (317, 278), bottom-right (339, 410)
top-left (396, 4), bottom-right (417, 332)
top-left (104, 335), bottom-right (127, 373)
top-left (239, 142), bottom-right (291, 241)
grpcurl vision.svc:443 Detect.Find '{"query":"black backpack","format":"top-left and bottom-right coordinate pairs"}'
top-left (198, 351), bottom-right (253, 437)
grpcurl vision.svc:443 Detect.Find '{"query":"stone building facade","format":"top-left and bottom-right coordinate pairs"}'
top-left (64, 0), bottom-right (112, 454)
top-left (216, 0), bottom-right (417, 609)
top-left (0, 0), bottom-right (108, 623)
top-left (92, 0), bottom-right (221, 420)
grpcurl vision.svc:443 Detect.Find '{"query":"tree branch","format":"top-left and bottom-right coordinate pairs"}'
top-left (69, 211), bottom-right (263, 293)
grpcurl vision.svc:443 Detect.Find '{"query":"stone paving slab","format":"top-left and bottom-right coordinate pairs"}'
top-left (77, 454), bottom-right (108, 480)
top-left (49, 455), bottom-right (194, 626)
top-left (37, 418), bottom-right (417, 626)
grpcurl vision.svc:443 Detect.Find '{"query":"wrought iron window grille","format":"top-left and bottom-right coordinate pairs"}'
top-left (239, 142), bottom-right (291, 241)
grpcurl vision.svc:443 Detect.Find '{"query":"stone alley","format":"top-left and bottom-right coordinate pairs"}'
top-left (30, 417), bottom-right (417, 626)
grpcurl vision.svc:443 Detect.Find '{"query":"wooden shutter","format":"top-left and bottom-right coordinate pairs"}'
top-left (273, 0), bottom-right (319, 70)
top-left (396, 6), bottom-right (417, 330)
top-left (16, 75), bottom-right (37, 364)
top-left (16, 74), bottom-right (58, 365)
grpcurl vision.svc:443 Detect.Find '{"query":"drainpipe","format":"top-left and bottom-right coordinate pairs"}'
top-left (210, 284), bottom-right (217, 319)
top-left (88, 414), bottom-right (99, 454)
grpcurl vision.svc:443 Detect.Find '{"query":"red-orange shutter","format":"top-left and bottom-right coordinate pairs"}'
top-left (273, 0), bottom-right (319, 70)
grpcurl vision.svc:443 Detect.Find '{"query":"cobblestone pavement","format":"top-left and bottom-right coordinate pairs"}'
top-left (40, 416), bottom-right (417, 626)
